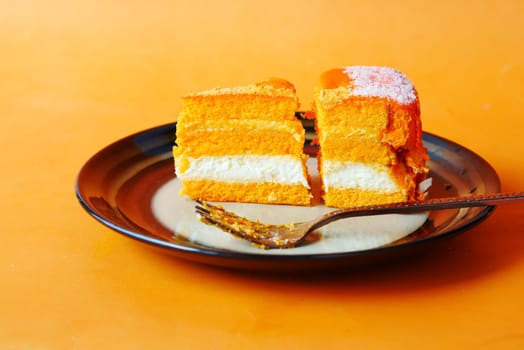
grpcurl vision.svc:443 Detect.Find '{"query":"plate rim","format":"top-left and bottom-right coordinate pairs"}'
top-left (75, 122), bottom-right (500, 267)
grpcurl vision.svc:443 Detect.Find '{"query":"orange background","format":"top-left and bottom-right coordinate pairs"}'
top-left (2, 0), bottom-right (524, 348)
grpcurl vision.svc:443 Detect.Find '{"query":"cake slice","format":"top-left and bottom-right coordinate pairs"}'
top-left (313, 66), bottom-right (429, 208)
top-left (173, 78), bottom-right (312, 205)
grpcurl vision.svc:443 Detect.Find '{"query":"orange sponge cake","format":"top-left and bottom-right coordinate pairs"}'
top-left (313, 66), bottom-right (429, 208)
top-left (174, 78), bottom-right (312, 205)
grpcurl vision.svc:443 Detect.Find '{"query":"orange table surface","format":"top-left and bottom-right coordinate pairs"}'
top-left (2, 0), bottom-right (524, 348)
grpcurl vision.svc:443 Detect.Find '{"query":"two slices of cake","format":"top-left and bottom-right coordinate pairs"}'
top-left (173, 66), bottom-right (429, 208)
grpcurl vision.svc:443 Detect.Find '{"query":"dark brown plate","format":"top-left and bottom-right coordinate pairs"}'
top-left (75, 121), bottom-right (500, 272)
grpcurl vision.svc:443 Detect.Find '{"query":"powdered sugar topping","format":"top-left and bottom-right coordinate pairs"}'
top-left (343, 66), bottom-right (417, 105)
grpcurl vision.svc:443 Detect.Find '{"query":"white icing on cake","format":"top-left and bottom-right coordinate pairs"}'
top-left (321, 160), bottom-right (401, 192)
top-left (176, 155), bottom-right (310, 187)
top-left (343, 66), bottom-right (417, 105)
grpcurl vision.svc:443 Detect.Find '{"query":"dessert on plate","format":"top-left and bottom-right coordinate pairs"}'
top-left (312, 65), bottom-right (429, 208)
top-left (173, 78), bottom-right (312, 205)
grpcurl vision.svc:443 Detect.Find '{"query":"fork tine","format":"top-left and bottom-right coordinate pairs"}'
top-left (195, 201), bottom-right (243, 230)
top-left (194, 201), bottom-right (278, 246)
top-left (195, 200), bottom-right (223, 216)
top-left (199, 213), bottom-right (242, 236)
top-left (196, 207), bottom-right (261, 243)
top-left (195, 205), bottom-right (210, 216)
top-left (196, 201), bottom-right (249, 223)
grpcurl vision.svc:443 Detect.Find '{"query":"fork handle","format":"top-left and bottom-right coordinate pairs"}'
top-left (312, 192), bottom-right (524, 230)
top-left (382, 192), bottom-right (524, 211)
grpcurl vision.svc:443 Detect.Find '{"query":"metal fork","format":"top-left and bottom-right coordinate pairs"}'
top-left (195, 192), bottom-right (524, 249)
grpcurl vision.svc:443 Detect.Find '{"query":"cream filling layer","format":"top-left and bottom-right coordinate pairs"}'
top-left (322, 160), bottom-right (400, 192)
top-left (177, 155), bottom-right (310, 187)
